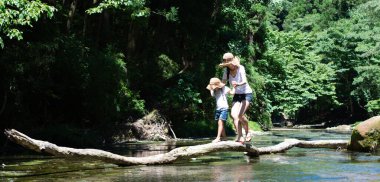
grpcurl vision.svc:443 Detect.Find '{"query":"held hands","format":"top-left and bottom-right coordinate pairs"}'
top-left (231, 81), bottom-right (238, 88)
top-left (232, 81), bottom-right (246, 88)
top-left (230, 86), bottom-right (236, 95)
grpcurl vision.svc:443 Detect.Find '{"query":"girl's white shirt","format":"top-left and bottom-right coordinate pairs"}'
top-left (222, 65), bottom-right (253, 94)
top-left (211, 86), bottom-right (230, 110)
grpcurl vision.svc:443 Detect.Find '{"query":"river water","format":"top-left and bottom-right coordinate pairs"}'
top-left (1, 129), bottom-right (380, 181)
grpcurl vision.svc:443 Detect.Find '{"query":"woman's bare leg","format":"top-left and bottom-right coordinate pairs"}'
top-left (231, 102), bottom-right (243, 141)
top-left (238, 100), bottom-right (251, 140)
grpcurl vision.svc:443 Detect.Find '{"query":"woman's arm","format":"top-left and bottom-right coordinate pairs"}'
top-left (237, 66), bottom-right (248, 86)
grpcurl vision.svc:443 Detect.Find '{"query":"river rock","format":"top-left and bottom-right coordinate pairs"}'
top-left (348, 116), bottom-right (380, 152)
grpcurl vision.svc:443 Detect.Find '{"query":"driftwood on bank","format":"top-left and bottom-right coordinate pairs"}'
top-left (130, 110), bottom-right (174, 141)
top-left (4, 129), bottom-right (348, 166)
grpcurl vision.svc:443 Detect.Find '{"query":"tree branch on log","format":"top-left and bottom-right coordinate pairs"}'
top-left (4, 129), bottom-right (348, 166)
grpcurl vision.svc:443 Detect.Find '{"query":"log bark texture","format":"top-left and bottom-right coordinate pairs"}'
top-left (4, 129), bottom-right (348, 166)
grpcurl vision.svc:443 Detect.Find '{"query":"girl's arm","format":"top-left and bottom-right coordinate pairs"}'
top-left (221, 69), bottom-right (228, 84)
top-left (222, 79), bottom-right (227, 84)
top-left (224, 86), bottom-right (235, 95)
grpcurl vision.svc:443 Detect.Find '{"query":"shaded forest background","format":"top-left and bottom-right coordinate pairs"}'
top-left (1, 0), bottom-right (379, 146)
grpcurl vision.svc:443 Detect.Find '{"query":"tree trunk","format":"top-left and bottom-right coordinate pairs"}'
top-left (82, 13), bottom-right (88, 39)
top-left (67, 0), bottom-right (77, 33)
top-left (0, 91), bottom-right (7, 116)
top-left (4, 129), bottom-right (348, 166)
top-left (211, 0), bottom-right (220, 20)
top-left (127, 22), bottom-right (136, 57)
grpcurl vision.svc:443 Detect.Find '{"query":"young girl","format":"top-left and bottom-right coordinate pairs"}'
top-left (206, 77), bottom-right (235, 143)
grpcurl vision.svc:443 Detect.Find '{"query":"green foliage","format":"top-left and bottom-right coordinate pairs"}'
top-left (241, 58), bottom-right (272, 126)
top-left (0, 36), bottom-right (145, 129)
top-left (0, 0), bottom-right (56, 48)
top-left (352, 65), bottom-right (380, 111)
top-left (2, 0), bottom-right (380, 141)
top-left (350, 2), bottom-right (380, 59)
top-left (309, 0), bottom-right (380, 119)
top-left (248, 121), bottom-right (263, 131)
top-left (162, 77), bottom-right (203, 121)
top-left (221, 0), bottom-right (267, 34)
top-left (366, 99), bottom-right (380, 116)
top-left (86, 0), bottom-right (178, 22)
top-left (260, 0), bottom-right (380, 123)
top-left (86, 46), bottom-right (146, 123)
top-left (157, 54), bottom-right (179, 79)
top-left (0, 37), bottom-right (64, 123)
top-left (347, 1), bottom-right (380, 116)
top-left (174, 118), bottom-right (236, 138)
top-left (259, 29), bottom-right (338, 118)
top-left (153, 7), bottom-right (179, 22)
top-left (86, 0), bottom-right (149, 17)
top-left (219, 0), bottom-right (268, 58)
top-left (278, 0), bottom-right (363, 32)
top-left (351, 1), bottom-right (380, 117)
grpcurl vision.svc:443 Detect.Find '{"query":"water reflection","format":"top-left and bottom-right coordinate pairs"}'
top-left (110, 140), bottom-right (178, 157)
top-left (210, 162), bottom-right (253, 181)
top-left (346, 151), bottom-right (380, 163)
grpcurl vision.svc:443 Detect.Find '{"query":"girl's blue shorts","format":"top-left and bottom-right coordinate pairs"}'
top-left (215, 109), bottom-right (229, 121)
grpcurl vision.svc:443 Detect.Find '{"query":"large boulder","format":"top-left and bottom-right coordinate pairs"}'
top-left (348, 116), bottom-right (380, 152)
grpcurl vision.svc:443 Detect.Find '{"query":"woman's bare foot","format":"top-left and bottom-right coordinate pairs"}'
top-left (234, 136), bottom-right (244, 142)
top-left (245, 132), bottom-right (252, 142)
top-left (212, 138), bottom-right (221, 143)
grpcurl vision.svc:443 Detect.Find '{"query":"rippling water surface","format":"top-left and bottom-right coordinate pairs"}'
top-left (1, 129), bottom-right (380, 181)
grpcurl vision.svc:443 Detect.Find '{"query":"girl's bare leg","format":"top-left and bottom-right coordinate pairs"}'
top-left (217, 119), bottom-right (224, 138)
top-left (212, 119), bottom-right (225, 143)
top-left (221, 123), bottom-right (226, 139)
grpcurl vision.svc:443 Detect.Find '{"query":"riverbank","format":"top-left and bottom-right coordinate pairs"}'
top-left (271, 125), bottom-right (353, 134)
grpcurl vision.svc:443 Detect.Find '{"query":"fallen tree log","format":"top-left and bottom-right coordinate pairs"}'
top-left (4, 129), bottom-right (348, 166)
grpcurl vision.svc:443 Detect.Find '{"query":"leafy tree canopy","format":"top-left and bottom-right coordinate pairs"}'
top-left (0, 0), bottom-right (56, 48)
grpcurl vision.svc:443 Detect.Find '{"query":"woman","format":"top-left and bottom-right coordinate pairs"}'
top-left (220, 52), bottom-right (253, 142)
